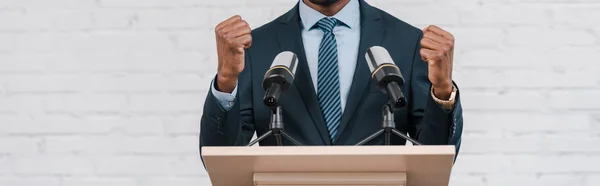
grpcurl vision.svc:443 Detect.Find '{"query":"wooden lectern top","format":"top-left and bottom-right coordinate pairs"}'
top-left (202, 145), bottom-right (455, 186)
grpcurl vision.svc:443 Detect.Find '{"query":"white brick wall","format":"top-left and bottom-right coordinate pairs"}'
top-left (0, 0), bottom-right (599, 185)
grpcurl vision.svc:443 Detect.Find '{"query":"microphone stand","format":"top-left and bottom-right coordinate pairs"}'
top-left (247, 105), bottom-right (303, 146)
top-left (355, 100), bottom-right (423, 146)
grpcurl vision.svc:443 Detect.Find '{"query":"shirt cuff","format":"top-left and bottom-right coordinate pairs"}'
top-left (431, 85), bottom-right (457, 110)
top-left (211, 78), bottom-right (238, 111)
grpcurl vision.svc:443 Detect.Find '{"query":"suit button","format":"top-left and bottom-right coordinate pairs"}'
top-left (216, 117), bottom-right (222, 122)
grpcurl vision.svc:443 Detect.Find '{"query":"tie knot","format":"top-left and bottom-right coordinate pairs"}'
top-left (316, 17), bottom-right (338, 33)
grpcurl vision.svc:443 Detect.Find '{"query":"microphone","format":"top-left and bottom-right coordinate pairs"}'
top-left (365, 46), bottom-right (407, 108)
top-left (262, 51), bottom-right (298, 107)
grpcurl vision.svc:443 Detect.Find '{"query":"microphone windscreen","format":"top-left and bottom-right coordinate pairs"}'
top-left (365, 46), bottom-right (395, 73)
top-left (270, 51), bottom-right (298, 75)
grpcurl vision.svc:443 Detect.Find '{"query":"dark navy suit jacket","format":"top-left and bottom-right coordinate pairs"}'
top-left (199, 0), bottom-right (463, 159)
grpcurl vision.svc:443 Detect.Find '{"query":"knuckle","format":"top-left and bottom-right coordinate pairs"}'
top-left (442, 45), bottom-right (451, 52)
top-left (225, 38), bottom-right (235, 45)
top-left (436, 51), bottom-right (445, 58)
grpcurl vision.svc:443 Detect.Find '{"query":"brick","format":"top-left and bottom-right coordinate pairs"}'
top-left (448, 174), bottom-right (486, 186)
top-left (43, 136), bottom-right (124, 154)
top-left (83, 74), bottom-right (168, 93)
top-left (511, 155), bottom-right (600, 173)
top-left (66, 32), bottom-right (177, 53)
top-left (452, 155), bottom-right (512, 173)
top-left (125, 136), bottom-right (198, 154)
top-left (455, 48), bottom-right (544, 69)
top-left (461, 5), bottom-right (552, 26)
top-left (43, 95), bottom-right (128, 113)
top-left (460, 90), bottom-right (547, 111)
top-left (544, 47), bottom-right (600, 68)
top-left (162, 115), bottom-right (201, 135)
top-left (170, 155), bottom-right (207, 176)
top-left (0, 115), bottom-right (119, 135)
top-left (0, 176), bottom-right (61, 186)
top-left (94, 156), bottom-right (172, 176)
top-left (0, 137), bottom-right (40, 154)
top-left (0, 95), bottom-right (45, 113)
top-left (538, 174), bottom-right (586, 186)
top-left (384, 6), bottom-right (460, 26)
top-left (587, 175), bottom-right (600, 186)
top-left (452, 28), bottom-right (505, 49)
top-left (61, 177), bottom-right (136, 186)
top-left (132, 52), bottom-right (211, 73)
top-left (167, 74), bottom-right (212, 92)
top-left (2, 74), bottom-right (84, 92)
top-left (14, 156), bottom-right (94, 175)
top-left (0, 0), bottom-right (97, 9)
top-left (0, 53), bottom-right (81, 72)
top-left (507, 28), bottom-right (597, 46)
top-left (99, 0), bottom-right (200, 8)
top-left (540, 134), bottom-right (600, 153)
top-left (134, 9), bottom-right (209, 29)
top-left (463, 112), bottom-right (593, 133)
top-left (128, 93), bottom-right (204, 112)
top-left (460, 134), bottom-right (543, 154)
top-left (487, 173), bottom-right (585, 186)
top-left (455, 68), bottom-right (598, 89)
top-left (1, 33), bottom-right (71, 52)
top-left (173, 30), bottom-right (216, 53)
top-left (137, 177), bottom-right (208, 186)
top-left (553, 5), bottom-right (600, 28)
top-left (549, 90), bottom-right (600, 110)
top-left (120, 117), bottom-right (165, 135)
top-left (0, 156), bottom-right (10, 175)
top-left (90, 10), bottom-right (137, 29)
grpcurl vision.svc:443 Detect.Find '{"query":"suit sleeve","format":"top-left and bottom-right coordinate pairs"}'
top-left (199, 50), bottom-right (256, 165)
top-left (406, 31), bottom-right (464, 158)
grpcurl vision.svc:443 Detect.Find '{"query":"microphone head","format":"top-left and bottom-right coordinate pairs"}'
top-left (262, 51), bottom-right (298, 107)
top-left (263, 51), bottom-right (298, 91)
top-left (365, 46), bottom-right (395, 73)
top-left (270, 51), bottom-right (298, 75)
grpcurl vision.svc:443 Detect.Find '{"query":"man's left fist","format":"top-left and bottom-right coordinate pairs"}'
top-left (420, 25), bottom-right (455, 100)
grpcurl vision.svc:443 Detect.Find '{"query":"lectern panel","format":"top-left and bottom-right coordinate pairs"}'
top-left (202, 146), bottom-right (455, 186)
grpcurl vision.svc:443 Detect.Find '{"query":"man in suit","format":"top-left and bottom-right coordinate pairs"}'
top-left (200, 0), bottom-right (463, 156)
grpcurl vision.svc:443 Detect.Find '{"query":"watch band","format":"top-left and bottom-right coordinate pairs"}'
top-left (431, 85), bottom-right (457, 110)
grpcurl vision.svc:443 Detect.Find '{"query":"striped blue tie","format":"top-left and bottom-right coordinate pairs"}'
top-left (315, 17), bottom-right (342, 143)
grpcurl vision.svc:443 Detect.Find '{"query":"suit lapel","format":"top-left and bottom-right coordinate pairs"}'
top-left (337, 0), bottom-right (384, 142)
top-left (277, 4), bottom-right (331, 145)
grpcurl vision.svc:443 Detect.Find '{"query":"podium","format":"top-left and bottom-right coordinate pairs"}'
top-left (201, 145), bottom-right (455, 186)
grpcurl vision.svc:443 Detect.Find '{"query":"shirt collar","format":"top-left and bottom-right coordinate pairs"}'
top-left (298, 0), bottom-right (360, 31)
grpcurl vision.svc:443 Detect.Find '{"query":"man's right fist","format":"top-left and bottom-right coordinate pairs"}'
top-left (215, 15), bottom-right (252, 93)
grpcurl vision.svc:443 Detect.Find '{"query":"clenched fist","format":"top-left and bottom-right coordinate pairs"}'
top-left (420, 25), bottom-right (455, 100)
top-left (215, 15), bottom-right (252, 93)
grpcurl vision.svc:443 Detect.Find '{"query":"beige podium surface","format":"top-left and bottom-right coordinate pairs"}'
top-left (202, 145), bottom-right (455, 186)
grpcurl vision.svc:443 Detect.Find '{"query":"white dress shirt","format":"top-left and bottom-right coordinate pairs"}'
top-left (212, 0), bottom-right (361, 111)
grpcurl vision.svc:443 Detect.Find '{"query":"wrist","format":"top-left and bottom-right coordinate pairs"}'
top-left (216, 73), bottom-right (238, 93)
top-left (432, 82), bottom-right (453, 100)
